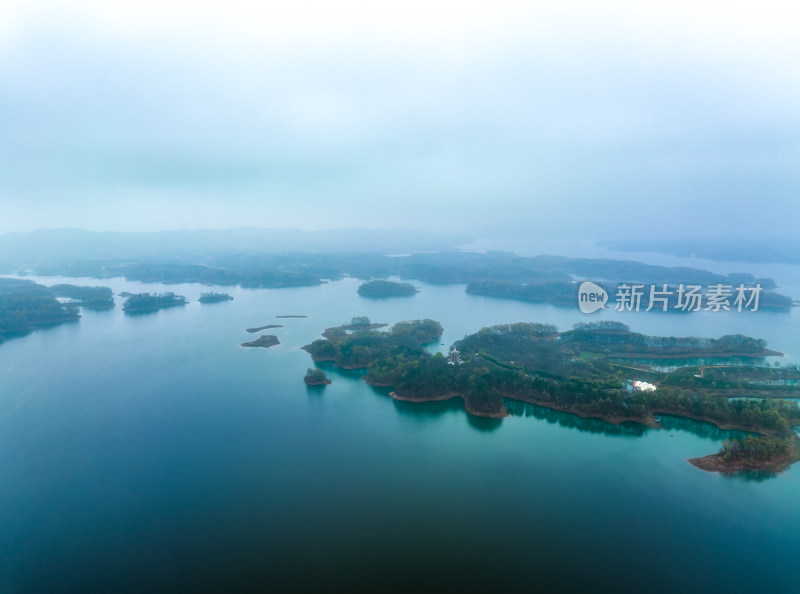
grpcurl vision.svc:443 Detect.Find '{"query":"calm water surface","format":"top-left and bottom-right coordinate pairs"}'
top-left (1, 276), bottom-right (798, 593)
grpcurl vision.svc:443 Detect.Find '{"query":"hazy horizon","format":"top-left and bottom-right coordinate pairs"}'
top-left (1, 1), bottom-right (798, 240)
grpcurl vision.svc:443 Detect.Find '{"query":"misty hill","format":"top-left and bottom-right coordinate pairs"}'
top-left (600, 237), bottom-right (800, 265)
top-left (0, 228), bottom-right (468, 270)
top-left (0, 229), bottom-right (790, 304)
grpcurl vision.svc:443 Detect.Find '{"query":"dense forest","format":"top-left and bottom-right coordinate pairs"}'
top-left (559, 324), bottom-right (774, 357)
top-left (0, 278), bottom-right (106, 340)
top-left (720, 435), bottom-right (792, 463)
top-left (0, 292), bottom-right (79, 338)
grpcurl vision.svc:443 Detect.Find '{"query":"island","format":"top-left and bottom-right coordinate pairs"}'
top-left (122, 292), bottom-right (188, 313)
top-left (302, 318), bottom-right (800, 473)
top-left (49, 284), bottom-right (115, 309)
top-left (241, 335), bottom-right (280, 349)
top-left (198, 292), bottom-right (234, 303)
top-left (357, 279), bottom-right (418, 298)
top-left (304, 368), bottom-right (331, 385)
top-left (246, 324), bottom-right (283, 333)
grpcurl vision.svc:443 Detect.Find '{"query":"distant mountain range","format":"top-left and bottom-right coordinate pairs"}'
top-left (0, 227), bottom-right (470, 269)
top-left (600, 238), bottom-right (800, 265)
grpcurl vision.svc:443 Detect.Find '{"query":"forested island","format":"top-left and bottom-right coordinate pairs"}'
top-left (304, 368), bottom-right (331, 385)
top-left (302, 318), bottom-right (800, 472)
top-left (198, 292), bottom-right (233, 303)
top-left (241, 335), bottom-right (280, 349)
top-left (122, 292), bottom-right (188, 313)
top-left (357, 280), bottom-right (418, 298)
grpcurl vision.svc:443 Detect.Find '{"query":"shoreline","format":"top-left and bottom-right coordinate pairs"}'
top-left (388, 391), bottom-right (509, 419)
top-left (386, 388), bottom-right (799, 473)
top-left (689, 447), bottom-right (800, 474)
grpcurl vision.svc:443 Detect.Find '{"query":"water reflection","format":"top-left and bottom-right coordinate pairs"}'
top-left (722, 469), bottom-right (779, 482)
top-left (366, 385), bottom-right (503, 431)
top-left (391, 395), bottom-right (465, 419)
top-left (466, 413), bottom-right (503, 433)
top-left (504, 399), bottom-right (648, 438)
top-left (123, 309), bottom-right (163, 317)
top-left (315, 361), bottom-right (368, 380)
top-left (655, 415), bottom-right (754, 442)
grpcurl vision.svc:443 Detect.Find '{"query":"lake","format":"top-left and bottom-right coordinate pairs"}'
top-left (1, 275), bottom-right (799, 592)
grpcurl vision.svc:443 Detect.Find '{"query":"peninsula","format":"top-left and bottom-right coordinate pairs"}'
top-left (303, 318), bottom-right (800, 473)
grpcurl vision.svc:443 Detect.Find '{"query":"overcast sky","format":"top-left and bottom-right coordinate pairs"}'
top-left (1, 1), bottom-right (798, 243)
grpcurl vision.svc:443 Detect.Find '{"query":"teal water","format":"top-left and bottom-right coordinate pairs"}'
top-left (1, 277), bottom-right (799, 593)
